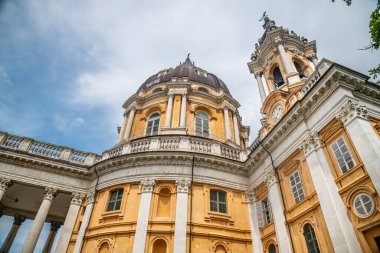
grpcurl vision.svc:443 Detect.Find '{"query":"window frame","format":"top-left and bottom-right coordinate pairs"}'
top-left (256, 198), bottom-right (273, 228)
top-left (195, 110), bottom-right (210, 138)
top-left (268, 243), bottom-right (276, 253)
top-left (303, 223), bottom-right (320, 253)
top-left (289, 170), bottom-right (305, 204)
top-left (145, 112), bottom-right (161, 136)
top-left (210, 189), bottom-right (227, 214)
top-left (353, 193), bottom-right (375, 218)
top-left (106, 189), bottom-right (124, 212)
top-left (331, 136), bottom-right (355, 174)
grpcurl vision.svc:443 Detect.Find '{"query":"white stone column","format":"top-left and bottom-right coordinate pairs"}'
top-left (265, 170), bottom-right (292, 253)
top-left (55, 192), bottom-right (85, 253)
top-left (0, 215), bottom-right (26, 253)
top-left (254, 72), bottom-right (266, 103)
top-left (174, 179), bottom-right (191, 253)
top-left (337, 100), bottom-right (380, 194)
top-left (0, 177), bottom-right (12, 201)
top-left (179, 94), bottom-right (187, 128)
top-left (308, 54), bottom-right (318, 68)
top-left (42, 221), bottom-right (61, 253)
top-left (132, 178), bottom-right (155, 253)
top-left (21, 186), bottom-right (58, 253)
top-left (233, 111), bottom-right (241, 146)
top-left (165, 93), bottom-right (174, 128)
top-left (124, 107), bottom-right (137, 141)
top-left (118, 112), bottom-right (128, 142)
top-left (73, 190), bottom-right (96, 253)
top-left (275, 38), bottom-right (300, 84)
top-left (223, 106), bottom-right (231, 141)
top-left (246, 191), bottom-right (263, 253)
top-left (301, 132), bottom-right (362, 253)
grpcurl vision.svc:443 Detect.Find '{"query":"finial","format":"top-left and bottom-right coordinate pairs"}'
top-left (183, 53), bottom-right (195, 66)
top-left (259, 11), bottom-right (275, 31)
top-left (258, 11), bottom-right (268, 22)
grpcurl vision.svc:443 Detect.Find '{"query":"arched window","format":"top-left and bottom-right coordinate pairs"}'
top-left (268, 244), bottom-right (276, 253)
top-left (107, 189), bottom-right (123, 211)
top-left (210, 189), bottom-right (227, 213)
top-left (152, 239), bottom-right (167, 253)
top-left (146, 112), bottom-right (160, 136)
top-left (294, 61), bottom-right (306, 78)
top-left (303, 223), bottom-right (320, 253)
top-left (215, 244), bottom-right (227, 253)
top-left (198, 87), bottom-right (209, 93)
top-left (156, 188), bottom-right (171, 217)
top-left (273, 67), bottom-right (284, 88)
top-left (99, 242), bottom-right (109, 253)
top-left (195, 111), bottom-right (210, 137)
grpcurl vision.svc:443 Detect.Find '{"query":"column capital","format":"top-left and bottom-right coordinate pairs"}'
top-left (265, 169), bottom-right (278, 188)
top-left (14, 215), bottom-right (26, 225)
top-left (126, 105), bottom-right (138, 112)
top-left (71, 192), bottom-right (85, 205)
top-left (274, 37), bottom-right (284, 47)
top-left (168, 92), bottom-right (174, 98)
top-left (300, 132), bottom-right (322, 157)
top-left (140, 178), bottom-right (155, 193)
top-left (307, 53), bottom-right (318, 61)
top-left (175, 178), bottom-right (191, 193)
top-left (245, 189), bottom-right (256, 203)
top-left (87, 190), bottom-right (96, 204)
top-left (254, 71), bottom-right (263, 78)
top-left (50, 221), bottom-right (62, 232)
top-left (0, 177), bottom-right (13, 191)
top-left (336, 100), bottom-right (368, 126)
top-left (44, 186), bottom-right (58, 201)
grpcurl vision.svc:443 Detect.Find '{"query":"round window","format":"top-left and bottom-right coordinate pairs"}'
top-left (353, 193), bottom-right (374, 218)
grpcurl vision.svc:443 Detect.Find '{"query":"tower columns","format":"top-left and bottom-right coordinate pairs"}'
top-left (73, 190), bottom-right (96, 253)
top-left (246, 192), bottom-right (263, 253)
top-left (0, 215), bottom-right (26, 253)
top-left (308, 53), bottom-right (319, 67)
top-left (165, 93), bottom-right (174, 128)
top-left (223, 106), bottom-right (231, 141)
top-left (124, 107), bottom-right (137, 140)
top-left (179, 93), bottom-right (187, 128)
top-left (254, 72), bottom-right (266, 103)
top-left (132, 178), bottom-right (155, 253)
top-left (174, 179), bottom-right (191, 253)
top-left (301, 132), bottom-right (362, 253)
top-left (42, 221), bottom-right (61, 253)
top-left (265, 170), bottom-right (293, 253)
top-left (21, 186), bottom-right (58, 253)
top-left (233, 111), bottom-right (240, 145)
top-left (275, 38), bottom-right (300, 84)
top-left (55, 192), bottom-right (85, 253)
top-left (118, 112), bottom-right (128, 142)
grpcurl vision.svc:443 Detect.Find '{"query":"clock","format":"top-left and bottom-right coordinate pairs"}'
top-left (272, 104), bottom-right (284, 123)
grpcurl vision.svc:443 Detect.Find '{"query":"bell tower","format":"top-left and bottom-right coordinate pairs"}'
top-left (248, 13), bottom-right (318, 137)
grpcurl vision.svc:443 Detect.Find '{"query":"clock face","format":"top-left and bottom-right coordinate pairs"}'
top-left (272, 105), bottom-right (284, 123)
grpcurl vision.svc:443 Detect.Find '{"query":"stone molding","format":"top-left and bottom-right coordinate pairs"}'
top-left (87, 190), bottom-right (96, 204)
top-left (274, 37), bottom-right (283, 47)
top-left (265, 169), bottom-right (278, 188)
top-left (336, 100), bottom-right (368, 126)
top-left (71, 192), bottom-right (85, 205)
top-left (175, 178), bottom-right (191, 193)
top-left (300, 132), bottom-right (322, 157)
top-left (43, 186), bottom-right (58, 201)
top-left (245, 189), bottom-right (256, 203)
top-left (0, 177), bottom-right (12, 191)
top-left (140, 178), bottom-right (155, 193)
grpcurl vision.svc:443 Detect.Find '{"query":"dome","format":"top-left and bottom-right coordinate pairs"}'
top-left (138, 55), bottom-right (231, 94)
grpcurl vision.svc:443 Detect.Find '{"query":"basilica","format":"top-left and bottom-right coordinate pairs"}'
top-left (1, 17), bottom-right (380, 253)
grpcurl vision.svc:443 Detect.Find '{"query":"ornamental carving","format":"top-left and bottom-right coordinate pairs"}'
top-left (300, 132), bottom-right (321, 157)
top-left (0, 177), bottom-right (12, 191)
top-left (175, 178), bottom-right (191, 193)
top-left (140, 178), bottom-right (155, 193)
top-left (43, 186), bottom-right (58, 201)
top-left (71, 192), bottom-right (85, 205)
top-left (245, 189), bottom-right (256, 203)
top-left (336, 100), bottom-right (368, 126)
top-left (87, 190), bottom-right (96, 204)
top-left (13, 215), bottom-right (26, 226)
top-left (265, 169), bottom-right (278, 188)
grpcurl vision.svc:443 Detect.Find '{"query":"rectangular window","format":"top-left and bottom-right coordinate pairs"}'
top-left (289, 171), bottom-right (305, 204)
top-left (256, 198), bottom-right (272, 228)
top-left (331, 137), bottom-right (355, 174)
top-left (107, 189), bottom-right (123, 211)
top-left (210, 189), bottom-right (227, 213)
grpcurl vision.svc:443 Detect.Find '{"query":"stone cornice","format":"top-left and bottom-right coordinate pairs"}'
top-left (299, 132), bottom-right (321, 157)
top-left (336, 99), bottom-right (368, 126)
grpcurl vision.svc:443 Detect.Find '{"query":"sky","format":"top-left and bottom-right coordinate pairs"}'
top-left (0, 0), bottom-right (379, 251)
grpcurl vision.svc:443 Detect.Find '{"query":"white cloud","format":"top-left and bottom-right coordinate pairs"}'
top-left (53, 114), bottom-right (85, 134)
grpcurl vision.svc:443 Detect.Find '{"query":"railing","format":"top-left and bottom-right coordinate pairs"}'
top-left (108, 146), bottom-right (123, 158)
top-left (0, 132), bottom-right (98, 166)
top-left (130, 139), bottom-right (151, 153)
top-left (190, 139), bottom-right (212, 154)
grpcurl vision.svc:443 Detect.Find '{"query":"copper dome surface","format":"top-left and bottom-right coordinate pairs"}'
top-left (138, 55), bottom-right (231, 94)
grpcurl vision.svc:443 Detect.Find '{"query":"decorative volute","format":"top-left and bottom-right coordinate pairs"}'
top-left (248, 12), bottom-right (318, 138)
